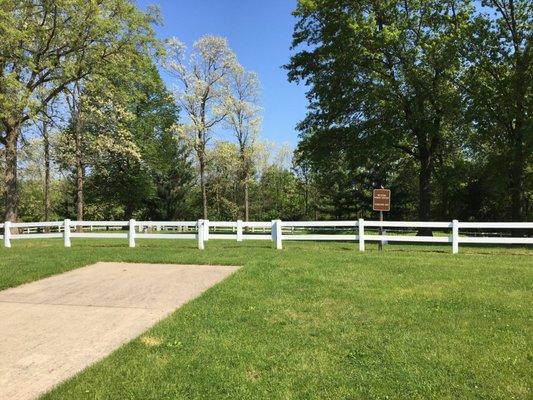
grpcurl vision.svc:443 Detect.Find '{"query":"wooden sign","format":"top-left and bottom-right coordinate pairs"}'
top-left (373, 189), bottom-right (391, 212)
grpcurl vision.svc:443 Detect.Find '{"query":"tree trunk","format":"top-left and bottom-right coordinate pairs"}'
top-left (199, 154), bottom-right (208, 219)
top-left (74, 112), bottom-right (84, 232)
top-left (508, 15), bottom-right (527, 221)
top-left (43, 119), bottom-right (51, 231)
top-left (418, 148), bottom-right (432, 236)
top-left (4, 124), bottom-right (20, 224)
top-left (244, 179), bottom-right (249, 222)
top-left (509, 127), bottom-right (525, 222)
top-left (304, 181), bottom-right (308, 217)
top-left (509, 149), bottom-right (524, 222)
top-left (237, 145), bottom-right (251, 222)
top-left (123, 202), bottom-right (135, 221)
top-left (241, 153), bottom-right (250, 221)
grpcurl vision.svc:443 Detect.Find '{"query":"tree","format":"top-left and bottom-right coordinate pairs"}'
top-left (87, 62), bottom-right (193, 220)
top-left (225, 67), bottom-right (261, 221)
top-left (248, 141), bottom-right (304, 220)
top-left (465, 0), bottom-right (532, 221)
top-left (58, 72), bottom-right (138, 221)
top-left (164, 35), bottom-right (239, 218)
top-left (254, 165), bottom-right (303, 220)
top-left (35, 101), bottom-right (56, 223)
top-left (206, 141), bottom-right (241, 220)
top-left (286, 0), bottom-right (471, 231)
top-left (15, 135), bottom-right (62, 222)
top-left (0, 0), bottom-right (157, 222)
top-left (53, 56), bottom-right (196, 222)
top-left (292, 153), bottom-right (317, 219)
top-left (58, 78), bottom-right (141, 224)
top-left (143, 131), bottom-right (195, 221)
top-left (63, 82), bottom-right (86, 224)
top-left (125, 65), bottom-right (194, 221)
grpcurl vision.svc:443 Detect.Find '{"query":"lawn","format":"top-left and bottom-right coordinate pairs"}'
top-left (1, 239), bottom-right (531, 399)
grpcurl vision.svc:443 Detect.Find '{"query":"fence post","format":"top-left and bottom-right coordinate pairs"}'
top-left (358, 218), bottom-right (365, 252)
top-left (452, 219), bottom-right (459, 254)
top-left (129, 219), bottom-right (136, 248)
top-left (197, 219), bottom-right (204, 250)
top-left (277, 220), bottom-right (283, 250)
top-left (64, 219), bottom-right (71, 247)
top-left (204, 219), bottom-right (209, 241)
top-left (4, 221), bottom-right (11, 248)
top-left (271, 219), bottom-right (282, 250)
top-left (237, 219), bottom-right (243, 242)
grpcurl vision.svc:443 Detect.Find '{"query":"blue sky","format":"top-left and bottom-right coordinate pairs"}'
top-left (137, 0), bottom-right (308, 147)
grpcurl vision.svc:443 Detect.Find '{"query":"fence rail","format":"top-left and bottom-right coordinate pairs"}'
top-left (1, 219), bottom-right (532, 253)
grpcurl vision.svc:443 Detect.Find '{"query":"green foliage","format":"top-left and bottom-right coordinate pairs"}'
top-left (202, 141), bottom-right (304, 221)
top-left (252, 165), bottom-right (304, 220)
top-left (56, 58), bottom-right (196, 220)
top-left (2, 0), bottom-right (531, 223)
top-left (206, 142), bottom-right (242, 220)
top-left (463, 0), bottom-right (532, 220)
top-left (0, 0), bottom-right (160, 221)
top-left (287, 0), bottom-right (531, 222)
top-left (287, 0), bottom-right (472, 222)
top-left (143, 127), bottom-right (196, 221)
top-left (0, 0), bottom-right (158, 132)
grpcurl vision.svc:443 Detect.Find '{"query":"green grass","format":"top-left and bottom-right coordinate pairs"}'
top-left (1, 239), bottom-right (531, 399)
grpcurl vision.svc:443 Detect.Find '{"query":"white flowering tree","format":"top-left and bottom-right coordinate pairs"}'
top-left (0, 0), bottom-right (157, 223)
top-left (164, 35), bottom-right (239, 218)
top-left (224, 67), bottom-right (261, 221)
top-left (58, 78), bottom-right (140, 225)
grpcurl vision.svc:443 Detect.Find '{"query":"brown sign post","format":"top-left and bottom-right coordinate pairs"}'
top-left (373, 189), bottom-right (391, 212)
top-left (373, 189), bottom-right (390, 250)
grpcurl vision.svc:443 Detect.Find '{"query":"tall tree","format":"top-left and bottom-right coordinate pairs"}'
top-left (206, 141), bottom-right (241, 220)
top-left (36, 102), bottom-right (55, 224)
top-left (164, 35), bottom-right (239, 218)
top-left (58, 72), bottom-right (141, 222)
top-left (87, 61), bottom-right (192, 220)
top-left (144, 131), bottom-right (195, 221)
top-left (64, 82), bottom-right (86, 225)
top-left (0, 0), bottom-right (156, 222)
top-left (17, 137), bottom-right (49, 221)
top-left (287, 0), bottom-right (471, 230)
top-left (225, 67), bottom-right (261, 221)
top-left (465, 0), bottom-right (532, 221)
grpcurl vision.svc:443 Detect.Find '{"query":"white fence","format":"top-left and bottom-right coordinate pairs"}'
top-left (1, 219), bottom-right (532, 254)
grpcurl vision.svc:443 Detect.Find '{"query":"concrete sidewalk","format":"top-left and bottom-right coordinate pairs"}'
top-left (0, 262), bottom-right (239, 400)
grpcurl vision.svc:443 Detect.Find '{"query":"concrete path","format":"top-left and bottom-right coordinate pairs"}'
top-left (0, 262), bottom-right (239, 400)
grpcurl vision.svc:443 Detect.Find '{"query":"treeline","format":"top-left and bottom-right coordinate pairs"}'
top-left (1, 0), bottom-right (166, 223)
top-left (287, 0), bottom-right (532, 222)
top-left (11, 136), bottom-right (312, 221)
top-left (0, 0), bottom-right (308, 223)
top-left (1, 0), bottom-right (531, 224)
